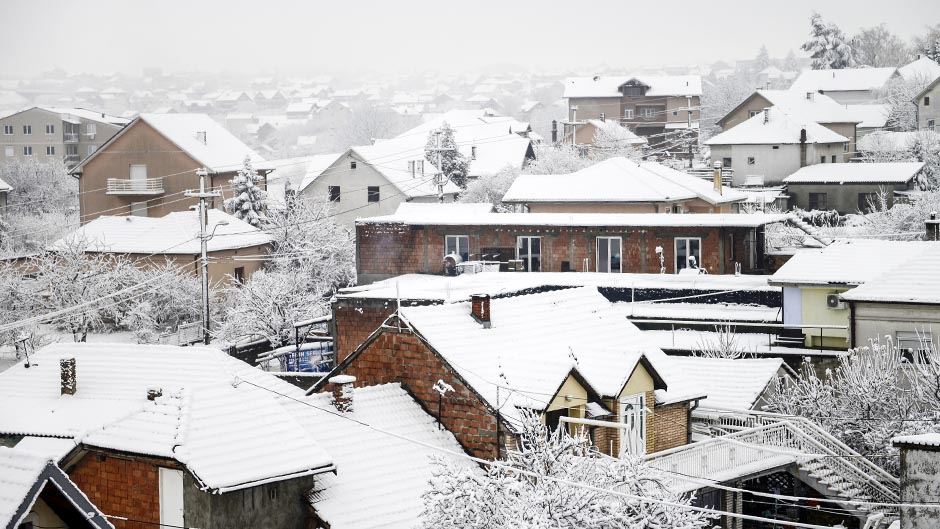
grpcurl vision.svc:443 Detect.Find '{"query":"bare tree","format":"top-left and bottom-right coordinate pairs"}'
top-left (851, 25), bottom-right (912, 67)
top-left (692, 324), bottom-right (749, 359)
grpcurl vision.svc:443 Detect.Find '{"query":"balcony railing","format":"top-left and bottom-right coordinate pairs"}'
top-left (107, 177), bottom-right (165, 195)
top-left (63, 132), bottom-right (79, 143)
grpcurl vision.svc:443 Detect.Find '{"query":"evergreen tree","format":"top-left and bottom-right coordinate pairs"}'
top-left (224, 155), bottom-right (267, 227)
top-left (755, 45), bottom-right (771, 72)
top-left (802, 12), bottom-right (856, 69)
top-left (783, 49), bottom-right (800, 72)
top-left (425, 122), bottom-right (469, 188)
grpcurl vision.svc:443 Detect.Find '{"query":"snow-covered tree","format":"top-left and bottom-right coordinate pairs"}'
top-left (425, 122), bottom-right (470, 188)
top-left (802, 12), bottom-right (857, 70)
top-left (523, 144), bottom-right (593, 174)
top-left (851, 24), bottom-right (912, 67)
top-left (767, 338), bottom-right (940, 475)
top-left (912, 24), bottom-right (940, 63)
top-left (692, 324), bottom-right (749, 359)
top-left (783, 50), bottom-right (800, 72)
top-left (883, 76), bottom-right (929, 132)
top-left (458, 165), bottom-right (521, 212)
top-left (755, 45), bottom-right (771, 72)
top-left (591, 123), bottom-right (645, 161)
top-left (700, 71), bottom-right (758, 139)
top-left (117, 261), bottom-right (201, 343)
top-left (225, 156), bottom-right (267, 227)
top-left (421, 411), bottom-right (712, 529)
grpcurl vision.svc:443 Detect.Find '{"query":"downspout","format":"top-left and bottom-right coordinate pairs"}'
top-left (687, 399), bottom-right (699, 444)
top-left (799, 128), bottom-right (807, 168)
top-left (848, 301), bottom-right (856, 349)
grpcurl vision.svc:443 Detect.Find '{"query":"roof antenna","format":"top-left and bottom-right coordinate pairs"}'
top-left (14, 333), bottom-right (36, 368)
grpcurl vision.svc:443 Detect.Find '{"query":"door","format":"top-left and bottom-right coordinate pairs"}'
top-left (596, 237), bottom-right (622, 273)
top-left (159, 468), bottom-right (185, 528)
top-left (619, 394), bottom-right (646, 457)
top-left (516, 236), bottom-right (541, 272)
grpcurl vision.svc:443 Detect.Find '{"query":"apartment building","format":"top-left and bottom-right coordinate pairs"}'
top-left (0, 107), bottom-right (128, 168)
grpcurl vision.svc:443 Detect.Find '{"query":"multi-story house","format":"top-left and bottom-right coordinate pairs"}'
top-left (0, 107), bottom-right (129, 168)
top-left (915, 76), bottom-right (940, 132)
top-left (70, 113), bottom-right (269, 223)
top-left (563, 75), bottom-right (702, 147)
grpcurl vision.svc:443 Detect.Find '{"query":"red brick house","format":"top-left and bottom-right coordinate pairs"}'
top-left (355, 203), bottom-right (791, 284)
top-left (310, 287), bottom-right (705, 460)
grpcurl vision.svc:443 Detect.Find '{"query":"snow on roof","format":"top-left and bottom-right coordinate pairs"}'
top-left (137, 113), bottom-right (267, 173)
top-left (892, 432), bottom-right (940, 448)
top-left (398, 287), bottom-right (701, 426)
top-left (788, 67), bottom-right (897, 94)
top-left (301, 384), bottom-right (473, 529)
top-left (12, 437), bottom-right (78, 462)
top-left (502, 158), bottom-right (746, 206)
top-left (783, 162), bottom-right (924, 184)
top-left (668, 357), bottom-right (784, 410)
top-left (0, 447), bottom-right (50, 529)
top-left (623, 302), bottom-right (781, 323)
top-left (858, 130), bottom-right (940, 153)
top-left (52, 209), bottom-right (272, 255)
top-left (753, 90), bottom-right (860, 124)
top-left (843, 104), bottom-right (890, 128)
top-left (563, 75), bottom-right (703, 98)
top-left (286, 101), bottom-right (314, 113)
top-left (0, 177), bottom-right (11, 192)
top-left (348, 138), bottom-right (460, 199)
top-left (338, 271), bottom-right (775, 302)
top-left (841, 244), bottom-right (940, 304)
top-left (769, 239), bottom-right (937, 286)
top-left (360, 202), bottom-right (791, 228)
top-left (36, 106), bottom-right (130, 126)
top-left (297, 152), bottom-right (344, 192)
top-left (705, 106), bottom-right (848, 146)
top-left (0, 343), bottom-right (334, 493)
top-left (898, 56), bottom-right (940, 82)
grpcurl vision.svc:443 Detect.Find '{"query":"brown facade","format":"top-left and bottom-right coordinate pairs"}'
top-left (356, 221), bottom-right (765, 284)
top-left (568, 95), bottom-right (701, 130)
top-left (68, 450), bottom-right (171, 529)
top-left (116, 245), bottom-right (268, 286)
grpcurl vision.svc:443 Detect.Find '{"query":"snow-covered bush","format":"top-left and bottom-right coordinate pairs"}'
top-left (692, 324), bottom-right (749, 359)
top-left (117, 261), bottom-right (201, 343)
top-left (421, 411), bottom-right (711, 529)
top-left (458, 166), bottom-right (520, 212)
top-left (767, 338), bottom-right (940, 475)
top-left (523, 144), bottom-right (593, 174)
top-left (225, 156), bottom-right (267, 227)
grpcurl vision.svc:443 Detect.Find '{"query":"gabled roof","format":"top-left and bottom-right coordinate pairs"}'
top-left (35, 106), bottom-right (130, 126)
top-left (71, 113), bottom-right (267, 174)
top-left (51, 209), bottom-right (272, 255)
top-left (783, 162), bottom-right (924, 184)
top-left (502, 157), bottom-right (746, 206)
top-left (841, 244), bottom-right (940, 304)
top-left (705, 106), bottom-right (848, 146)
top-left (899, 56), bottom-right (940, 83)
top-left (843, 104), bottom-right (890, 128)
top-left (788, 67), bottom-right (898, 94)
top-left (563, 75), bottom-right (702, 98)
top-left (347, 139), bottom-right (461, 199)
top-left (914, 73), bottom-right (940, 101)
top-left (668, 357), bottom-right (785, 410)
top-left (768, 240), bottom-right (938, 286)
top-left (296, 152), bottom-right (344, 192)
top-left (0, 344), bottom-right (334, 493)
top-left (717, 90), bottom-right (859, 128)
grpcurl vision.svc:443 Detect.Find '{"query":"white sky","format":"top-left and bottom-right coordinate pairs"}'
top-left (1, 0), bottom-right (938, 77)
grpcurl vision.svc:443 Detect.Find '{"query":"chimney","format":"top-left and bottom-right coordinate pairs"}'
top-left (147, 387), bottom-right (163, 401)
top-left (60, 358), bottom-right (76, 396)
top-left (799, 128), bottom-right (808, 168)
top-left (763, 107), bottom-right (770, 124)
top-left (713, 160), bottom-right (723, 194)
top-left (195, 130), bottom-right (207, 144)
top-left (408, 160), bottom-right (415, 178)
top-left (471, 145), bottom-right (477, 159)
top-left (927, 212), bottom-right (940, 241)
top-left (551, 120), bottom-right (558, 143)
top-left (329, 375), bottom-right (356, 413)
top-left (470, 294), bottom-right (491, 328)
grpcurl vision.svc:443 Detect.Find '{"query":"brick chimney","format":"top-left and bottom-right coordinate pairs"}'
top-left (471, 294), bottom-right (491, 328)
top-left (329, 375), bottom-right (356, 413)
top-left (927, 212), bottom-right (940, 241)
top-left (60, 358), bottom-right (76, 396)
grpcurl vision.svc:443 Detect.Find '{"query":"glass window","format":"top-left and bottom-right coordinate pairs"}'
top-left (86, 123), bottom-right (96, 136)
top-left (722, 157), bottom-right (731, 168)
top-left (747, 156), bottom-right (755, 165)
top-left (809, 192), bottom-right (828, 210)
top-left (925, 96), bottom-right (931, 106)
top-left (858, 193), bottom-right (877, 213)
top-left (367, 186), bottom-right (380, 202)
top-left (831, 155), bottom-right (837, 163)
top-left (328, 186), bottom-right (340, 202)
top-left (45, 124), bottom-right (55, 134)
top-left (22, 125), bottom-right (31, 135)
top-left (87, 144), bottom-right (97, 155)
top-left (820, 156), bottom-right (826, 163)
top-left (2, 125), bottom-right (12, 135)
top-left (516, 236), bottom-right (541, 272)
top-left (596, 236), bottom-right (622, 273)
top-left (674, 237), bottom-right (701, 273)
top-left (23, 146), bottom-right (32, 156)
top-left (897, 331), bottom-right (934, 362)
top-left (45, 146), bottom-right (55, 156)
top-left (623, 108), bottom-right (634, 119)
top-left (350, 160), bottom-right (357, 169)
top-left (445, 235), bottom-right (470, 262)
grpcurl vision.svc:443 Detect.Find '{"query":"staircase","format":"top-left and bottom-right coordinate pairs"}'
top-left (645, 408), bottom-right (899, 523)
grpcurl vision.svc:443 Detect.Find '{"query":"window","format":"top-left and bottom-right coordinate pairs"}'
top-left (45, 124), bottom-right (55, 134)
top-left (350, 160), bottom-right (357, 169)
top-left (831, 155), bottom-right (837, 163)
top-left (130, 164), bottom-right (147, 180)
top-left (748, 110), bottom-right (760, 118)
top-left (22, 125), bottom-right (31, 135)
top-left (897, 331), bottom-right (934, 362)
top-left (596, 236), bottom-right (622, 273)
top-left (747, 156), bottom-right (756, 165)
top-left (721, 157), bottom-right (732, 168)
top-left (66, 144), bottom-right (78, 156)
top-left (929, 119), bottom-right (936, 130)
top-left (445, 235), bottom-right (469, 262)
top-left (22, 146), bottom-right (32, 156)
top-left (45, 146), bottom-right (55, 156)
top-left (639, 107), bottom-right (657, 118)
top-left (516, 236), bottom-right (541, 272)
top-left (2, 125), bottom-right (12, 135)
top-left (623, 108), bottom-right (634, 119)
top-left (544, 408), bottom-right (568, 432)
top-left (808, 192), bottom-right (828, 210)
top-left (925, 96), bottom-right (931, 106)
top-left (87, 144), bottom-right (96, 155)
top-left (328, 185), bottom-right (341, 202)
top-left (820, 156), bottom-right (826, 163)
top-left (130, 201), bottom-right (148, 217)
top-left (86, 123), bottom-right (96, 136)
top-left (674, 237), bottom-right (702, 273)
top-left (3, 146), bottom-right (12, 157)
top-left (233, 266), bottom-right (245, 285)
top-left (843, 143), bottom-right (849, 152)
top-left (772, 145), bottom-right (779, 150)
top-left (367, 186), bottom-right (380, 202)
top-left (671, 110), bottom-right (678, 116)
top-left (858, 192), bottom-right (877, 213)
top-left (621, 86), bottom-right (645, 97)
top-left (619, 393), bottom-right (646, 456)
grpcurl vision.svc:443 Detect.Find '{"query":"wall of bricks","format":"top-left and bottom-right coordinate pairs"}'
top-left (357, 222), bottom-right (771, 283)
top-left (69, 451), bottom-right (166, 529)
top-left (648, 401), bottom-right (690, 453)
top-left (332, 298), bottom-right (402, 363)
top-left (332, 329), bottom-right (502, 459)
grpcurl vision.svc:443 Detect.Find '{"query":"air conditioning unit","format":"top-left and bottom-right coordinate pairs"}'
top-left (826, 293), bottom-right (846, 310)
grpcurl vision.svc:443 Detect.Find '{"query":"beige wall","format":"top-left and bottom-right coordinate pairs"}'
top-left (710, 141), bottom-right (847, 186)
top-left (852, 301), bottom-right (940, 349)
top-left (120, 244), bottom-right (268, 286)
top-left (918, 84), bottom-right (940, 131)
top-left (567, 97), bottom-right (621, 122)
top-left (720, 94), bottom-right (774, 130)
top-left (0, 107), bottom-right (123, 168)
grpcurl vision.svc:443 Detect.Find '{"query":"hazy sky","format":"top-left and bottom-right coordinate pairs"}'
top-left (2, 0), bottom-right (938, 77)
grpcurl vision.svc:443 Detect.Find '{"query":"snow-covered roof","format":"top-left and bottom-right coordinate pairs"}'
top-left (348, 138), bottom-right (461, 199)
top-left (297, 152), bottom-right (344, 192)
top-left (563, 75), bottom-right (703, 98)
top-left (0, 344), bottom-right (334, 493)
top-left (360, 202), bottom-right (791, 228)
top-left (36, 106), bottom-right (130, 126)
top-left (858, 130), bottom-right (940, 153)
top-left (898, 56), bottom-right (940, 82)
top-left (398, 287), bottom-right (703, 427)
top-left (844, 104), bottom-right (890, 128)
top-left (788, 67), bottom-right (897, 94)
top-left (892, 432), bottom-right (940, 448)
top-left (841, 244), bottom-right (940, 304)
top-left (754, 89), bottom-right (859, 124)
top-left (137, 113), bottom-right (267, 173)
top-left (769, 239), bottom-right (937, 286)
top-left (706, 106), bottom-right (848, 146)
top-left (668, 357), bottom-right (785, 410)
top-left (302, 384), bottom-right (472, 529)
top-left (502, 158), bottom-right (746, 206)
top-left (0, 447), bottom-right (50, 529)
top-left (0, 177), bottom-right (11, 192)
top-left (783, 162), bottom-right (924, 184)
top-left (52, 209), bottom-right (272, 255)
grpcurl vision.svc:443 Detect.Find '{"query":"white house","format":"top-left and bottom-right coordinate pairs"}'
top-left (788, 67), bottom-right (898, 104)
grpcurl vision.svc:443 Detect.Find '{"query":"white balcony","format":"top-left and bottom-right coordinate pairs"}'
top-left (107, 177), bottom-right (165, 195)
top-left (64, 132), bottom-right (79, 143)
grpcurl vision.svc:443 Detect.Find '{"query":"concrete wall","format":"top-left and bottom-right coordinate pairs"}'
top-left (800, 287), bottom-right (850, 348)
top-left (183, 473), bottom-right (314, 529)
top-left (852, 301), bottom-right (940, 349)
top-left (899, 445), bottom-right (940, 529)
top-left (719, 94), bottom-right (774, 130)
top-left (568, 95), bottom-right (700, 129)
top-left (0, 108), bottom-right (123, 168)
top-left (917, 84), bottom-right (940, 131)
top-left (567, 97), bottom-right (621, 122)
top-left (787, 182), bottom-right (910, 214)
top-left (710, 142), bottom-right (846, 186)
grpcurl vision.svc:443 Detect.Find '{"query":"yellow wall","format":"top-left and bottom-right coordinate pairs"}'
top-left (801, 286), bottom-right (850, 348)
top-left (619, 362), bottom-right (654, 399)
top-left (546, 374), bottom-right (588, 414)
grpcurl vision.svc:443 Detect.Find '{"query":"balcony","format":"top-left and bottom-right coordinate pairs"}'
top-left (107, 177), bottom-right (165, 195)
top-left (64, 132), bottom-right (79, 143)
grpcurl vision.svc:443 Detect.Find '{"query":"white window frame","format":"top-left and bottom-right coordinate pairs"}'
top-left (619, 393), bottom-right (646, 457)
top-left (45, 145), bottom-right (55, 156)
top-left (596, 236), bottom-right (622, 273)
top-left (674, 237), bottom-right (702, 273)
top-left (2, 125), bottom-right (12, 135)
top-left (23, 146), bottom-right (32, 156)
top-left (86, 123), bottom-right (97, 136)
top-left (445, 235), bottom-right (470, 262)
top-left (45, 124), bottom-right (55, 135)
top-left (516, 235), bottom-right (541, 272)
top-left (22, 125), bottom-right (31, 135)
top-left (623, 108), bottom-right (634, 119)
top-left (748, 110), bottom-right (760, 118)
top-left (640, 107), bottom-right (656, 118)
top-left (87, 144), bottom-right (97, 155)
top-left (896, 331), bottom-right (935, 361)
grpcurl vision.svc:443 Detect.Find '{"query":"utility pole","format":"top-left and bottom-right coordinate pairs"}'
top-left (185, 168), bottom-right (221, 345)
top-left (687, 95), bottom-right (694, 169)
top-left (427, 130), bottom-right (457, 203)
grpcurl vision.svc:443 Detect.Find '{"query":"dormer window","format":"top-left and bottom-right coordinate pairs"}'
top-left (618, 80), bottom-right (650, 97)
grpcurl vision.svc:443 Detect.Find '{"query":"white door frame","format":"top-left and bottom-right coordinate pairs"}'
top-left (596, 236), bottom-right (622, 273)
top-left (159, 468), bottom-right (185, 528)
top-left (619, 393), bottom-right (646, 457)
